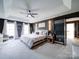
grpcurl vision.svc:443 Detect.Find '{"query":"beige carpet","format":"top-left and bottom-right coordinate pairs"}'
top-left (33, 43), bottom-right (72, 59)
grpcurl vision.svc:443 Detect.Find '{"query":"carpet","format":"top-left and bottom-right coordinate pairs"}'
top-left (33, 43), bottom-right (72, 59)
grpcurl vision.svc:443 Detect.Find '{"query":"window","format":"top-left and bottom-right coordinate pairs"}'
top-left (23, 24), bottom-right (30, 35)
top-left (6, 22), bottom-right (15, 37)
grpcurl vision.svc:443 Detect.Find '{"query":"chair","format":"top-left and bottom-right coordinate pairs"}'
top-left (0, 34), bottom-right (3, 42)
top-left (3, 34), bottom-right (9, 42)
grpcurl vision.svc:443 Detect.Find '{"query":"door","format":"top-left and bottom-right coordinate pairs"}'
top-left (67, 23), bottom-right (75, 44)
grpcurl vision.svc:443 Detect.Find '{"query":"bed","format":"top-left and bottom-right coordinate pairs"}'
top-left (20, 33), bottom-right (46, 48)
top-left (20, 30), bottom-right (48, 48)
top-left (0, 39), bottom-right (51, 59)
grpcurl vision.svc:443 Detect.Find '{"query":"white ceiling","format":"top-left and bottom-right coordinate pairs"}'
top-left (0, 0), bottom-right (79, 23)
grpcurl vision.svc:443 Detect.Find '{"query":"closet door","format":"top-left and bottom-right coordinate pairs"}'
top-left (54, 19), bottom-right (65, 44)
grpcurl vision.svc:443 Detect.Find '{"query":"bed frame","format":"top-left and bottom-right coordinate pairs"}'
top-left (31, 38), bottom-right (46, 49)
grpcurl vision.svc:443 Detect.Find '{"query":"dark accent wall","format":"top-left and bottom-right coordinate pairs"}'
top-left (0, 18), bottom-right (4, 33)
top-left (30, 21), bottom-right (48, 33)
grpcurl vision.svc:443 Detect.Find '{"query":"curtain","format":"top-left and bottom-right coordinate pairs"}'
top-left (35, 24), bottom-right (38, 32)
top-left (23, 23), bottom-right (30, 35)
top-left (20, 23), bottom-right (30, 36)
top-left (0, 18), bottom-right (4, 33)
top-left (6, 20), bottom-right (15, 38)
top-left (2, 20), bottom-right (7, 34)
top-left (21, 23), bottom-right (24, 36)
top-left (17, 22), bottom-right (23, 37)
top-left (14, 22), bottom-right (18, 39)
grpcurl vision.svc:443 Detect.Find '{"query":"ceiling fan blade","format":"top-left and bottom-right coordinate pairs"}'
top-left (31, 14), bottom-right (35, 18)
top-left (31, 13), bottom-right (38, 15)
top-left (16, 7), bottom-right (39, 12)
top-left (29, 9), bottom-right (39, 11)
top-left (20, 12), bottom-right (27, 14)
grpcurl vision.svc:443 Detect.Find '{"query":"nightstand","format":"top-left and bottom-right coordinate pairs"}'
top-left (47, 35), bottom-right (54, 43)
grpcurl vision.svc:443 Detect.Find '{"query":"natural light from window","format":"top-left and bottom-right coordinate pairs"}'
top-left (6, 22), bottom-right (15, 37)
top-left (23, 24), bottom-right (29, 35)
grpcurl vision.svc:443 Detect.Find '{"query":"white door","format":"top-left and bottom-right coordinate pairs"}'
top-left (67, 23), bottom-right (75, 40)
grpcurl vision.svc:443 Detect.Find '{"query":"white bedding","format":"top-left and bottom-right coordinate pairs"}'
top-left (0, 39), bottom-right (51, 59)
top-left (26, 34), bottom-right (46, 42)
top-left (22, 34), bottom-right (46, 39)
top-left (20, 34), bottom-right (46, 48)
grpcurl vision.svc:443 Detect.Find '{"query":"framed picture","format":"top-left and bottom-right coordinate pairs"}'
top-left (38, 22), bottom-right (45, 28)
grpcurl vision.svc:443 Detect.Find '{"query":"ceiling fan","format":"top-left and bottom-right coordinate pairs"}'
top-left (19, 0), bottom-right (38, 18)
top-left (25, 9), bottom-right (38, 18)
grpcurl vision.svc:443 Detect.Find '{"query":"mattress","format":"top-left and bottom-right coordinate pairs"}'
top-left (33, 36), bottom-right (45, 42)
top-left (20, 34), bottom-right (46, 48)
top-left (0, 39), bottom-right (52, 59)
top-left (29, 35), bottom-right (46, 43)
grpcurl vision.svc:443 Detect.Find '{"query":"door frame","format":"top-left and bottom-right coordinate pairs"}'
top-left (65, 22), bottom-right (75, 45)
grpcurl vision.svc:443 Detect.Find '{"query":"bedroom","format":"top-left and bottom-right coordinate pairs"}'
top-left (0, 0), bottom-right (79, 59)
